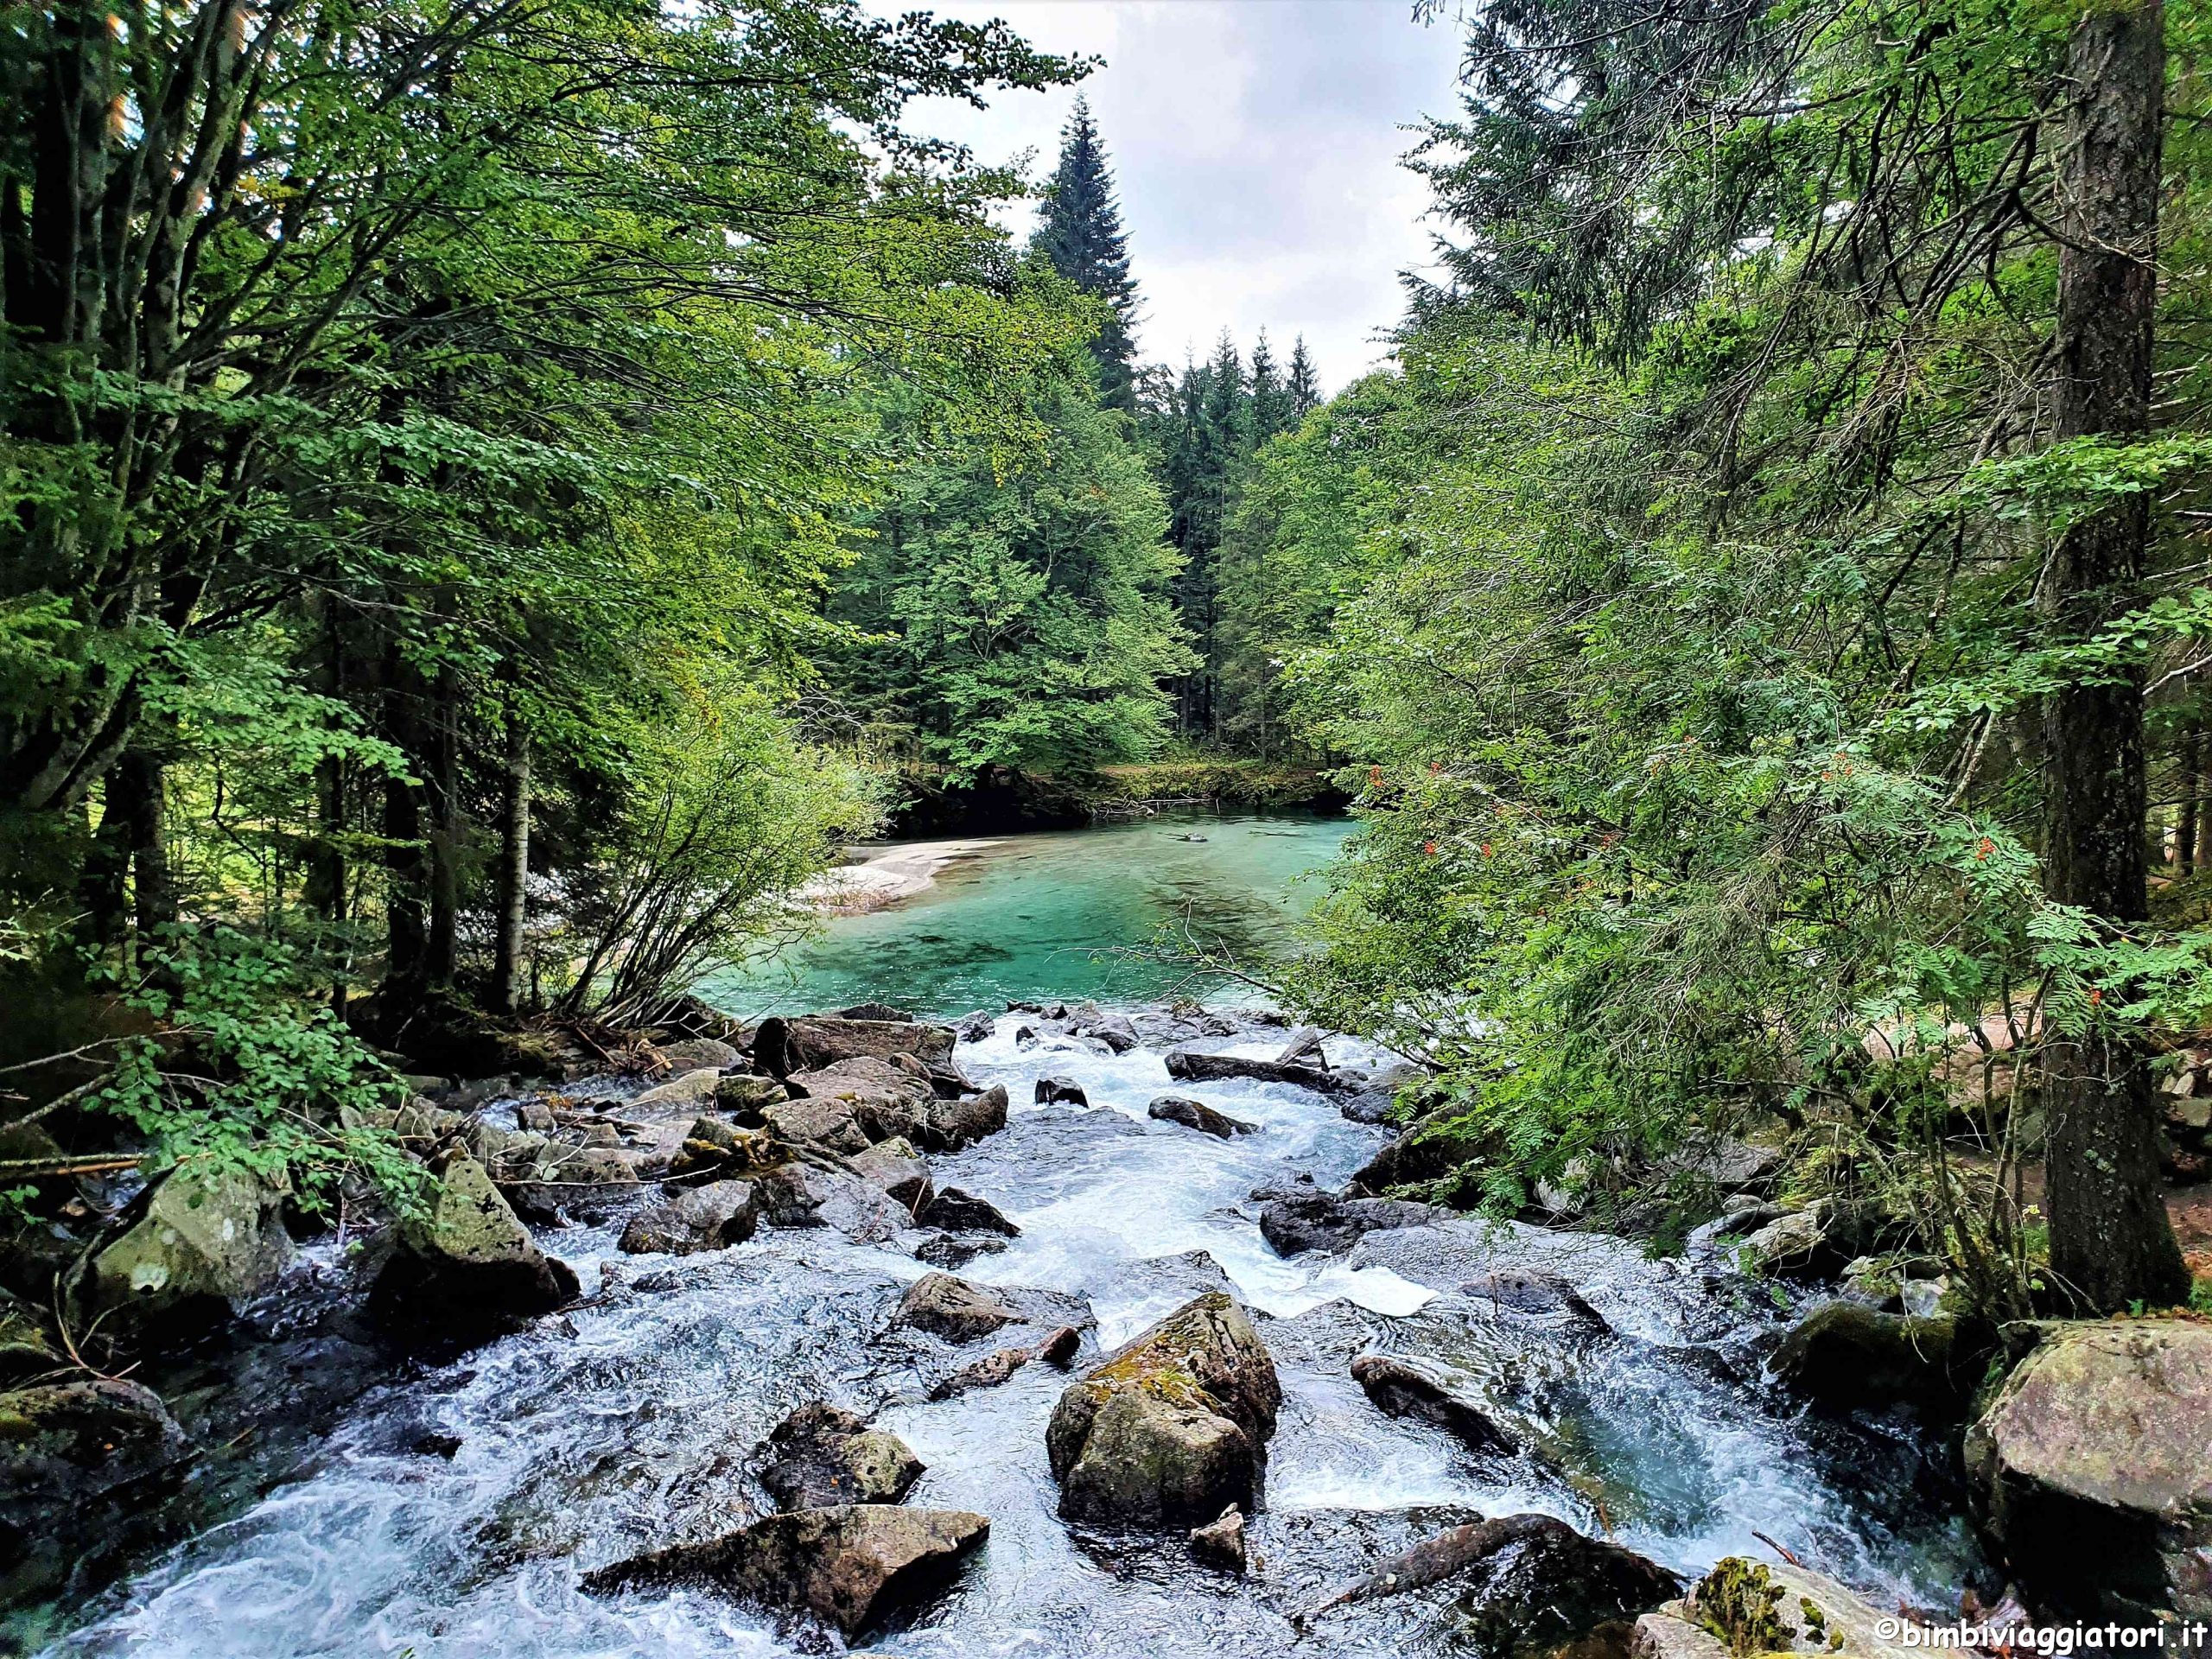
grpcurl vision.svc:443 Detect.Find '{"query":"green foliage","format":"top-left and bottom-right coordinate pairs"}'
top-left (1033, 99), bottom-right (1142, 412)
top-left (556, 681), bottom-right (881, 1022)
top-left (828, 371), bottom-right (1192, 783)
top-left (1694, 1559), bottom-right (1789, 1658)
top-left (91, 931), bottom-right (427, 1216)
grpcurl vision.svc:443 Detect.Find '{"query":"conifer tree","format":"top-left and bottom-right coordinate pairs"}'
top-left (1287, 337), bottom-right (1322, 419)
top-left (1034, 98), bottom-right (1141, 410)
top-left (1250, 332), bottom-right (1294, 445)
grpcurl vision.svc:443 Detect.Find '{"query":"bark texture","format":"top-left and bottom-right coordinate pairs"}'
top-left (2039, 0), bottom-right (2190, 1313)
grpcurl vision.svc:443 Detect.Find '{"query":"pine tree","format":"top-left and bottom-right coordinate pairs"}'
top-left (1287, 336), bottom-right (1322, 419)
top-left (1034, 98), bottom-right (1141, 411)
top-left (1250, 332), bottom-right (1294, 445)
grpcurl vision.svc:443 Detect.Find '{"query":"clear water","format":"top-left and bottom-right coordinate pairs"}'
top-left (698, 813), bottom-right (1355, 1019)
top-left (41, 818), bottom-right (1981, 1659)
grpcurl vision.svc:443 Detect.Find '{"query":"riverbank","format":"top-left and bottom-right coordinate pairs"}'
top-left (803, 838), bottom-right (1003, 915)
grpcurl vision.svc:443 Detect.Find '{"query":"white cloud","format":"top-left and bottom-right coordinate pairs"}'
top-left (886, 0), bottom-right (1466, 395)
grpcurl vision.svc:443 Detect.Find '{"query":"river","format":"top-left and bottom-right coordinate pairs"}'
top-left (38, 814), bottom-right (1979, 1658)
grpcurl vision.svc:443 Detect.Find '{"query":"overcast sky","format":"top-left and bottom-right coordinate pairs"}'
top-left (893, 2), bottom-right (1470, 395)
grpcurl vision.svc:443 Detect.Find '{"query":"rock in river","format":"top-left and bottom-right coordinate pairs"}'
top-left (759, 1402), bottom-right (924, 1510)
top-left (1165, 1049), bottom-right (1357, 1095)
top-left (616, 1180), bottom-right (760, 1256)
top-left (1965, 1318), bottom-right (2212, 1621)
top-left (1149, 1096), bottom-right (1256, 1139)
top-left (1637, 1556), bottom-right (1914, 1659)
top-left (1046, 1292), bottom-right (1281, 1527)
top-left (893, 1273), bottom-right (1021, 1343)
top-left (1315, 1512), bottom-right (1681, 1649)
top-left (1769, 1301), bottom-right (1967, 1416)
top-left (0, 1376), bottom-right (188, 1506)
top-left (753, 1015), bottom-right (956, 1080)
top-left (368, 1150), bottom-right (579, 1338)
top-left (583, 1503), bottom-right (989, 1642)
top-left (86, 1164), bottom-right (295, 1323)
top-left (1350, 1352), bottom-right (1512, 1453)
top-left (1034, 1076), bottom-right (1089, 1106)
top-left (919, 1084), bottom-right (1009, 1153)
top-left (915, 1186), bottom-right (1020, 1236)
top-left (1260, 1190), bottom-right (1439, 1256)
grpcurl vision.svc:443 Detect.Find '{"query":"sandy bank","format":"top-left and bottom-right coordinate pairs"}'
top-left (801, 837), bottom-right (1002, 915)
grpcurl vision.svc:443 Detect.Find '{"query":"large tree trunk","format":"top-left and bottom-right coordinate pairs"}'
top-left (2039, 0), bottom-right (2190, 1313)
top-left (2180, 724), bottom-right (2199, 874)
top-left (491, 708), bottom-right (531, 1015)
top-left (425, 665), bottom-right (461, 989)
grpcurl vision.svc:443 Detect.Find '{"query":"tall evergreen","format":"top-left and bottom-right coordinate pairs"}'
top-left (1034, 98), bottom-right (1141, 411)
top-left (1287, 337), bottom-right (1322, 418)
top-left (1250, 332), bottom-right (1294, 445)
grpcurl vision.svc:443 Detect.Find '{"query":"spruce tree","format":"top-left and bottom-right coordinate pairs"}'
top-left (1250, 332), bottom-right (1294, 445)
top-left (1034, 98), bottom-right (1141, 410)
top-left (1287, 336), bottom-right (1322, 419)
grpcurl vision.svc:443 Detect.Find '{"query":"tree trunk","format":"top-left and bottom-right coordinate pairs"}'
top-left (306, 604), bottom-right (349, 1015)
top-left (425, 665), bottom-right (460, 989)
top-left (492, 709), bottom-right (531, 1015)
top-left (2039, 0), bottom-right (2190, 1313)
top-left (2180, 724), bottom-right (2200, 874)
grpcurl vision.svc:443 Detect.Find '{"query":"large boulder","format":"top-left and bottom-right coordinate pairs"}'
top-left (1769, 1302), bottom-right (1969, 1416)
top-left (86, 1165), bottom-right (295, 1322)
top-left (1965, 1319), bottom-right (2212, 1621)
top-left (582, 1503), bottom-right (988, 1642)
top-left (0, 1377), bottom-right (188, 1507)
top-left (785, 1058), bottom-right (932, 1146)
top-left (711, 1073), bottom-right (786, 1115)
top-left (616, 1180), bottom-right (759, 1255)
top-left (759, 1402), bottom-right (924, 1510)
top-left (1164, 1049), bottom-right (1357, 1095)
top-left (753, 1016), bottom-right (955, 1080)
top-left (368, 1151), bottom-right (579, 1338)
top-left (1314, 1512), bottom-right (1681, 1649)
top-left (1260, 1191), bottom-right (1439, 1256)
top-left (919, 1084), bottom-right (1008, 1153)
top-left (1046, 1292), bottom-right (1281, 1527)
top-left (1149, 1096), bottom-right (1256, 1139)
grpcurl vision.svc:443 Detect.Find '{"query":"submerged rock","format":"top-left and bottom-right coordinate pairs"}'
top-left (369, 1151), bottom-right (579, 1338)
top-left (915, 1186), bottom-right (1020, 1236)
top-left (759, 1402), bottom-right (924, 1511)
top-left (583, 1503), bottom-right (989, 1642)
top-left (1260, 1191), bottom-right (1439, 1257)
top-left (1148, 1096), bottom-right (1256, 1139)
top-left (893, 1273), bottom-right (1020, 1343)
top-left (1459, 1268), bottom-right (1606, 1327)
top-left (86, 1165), bottom-right (295, 1323)
top-left (1046, 1292), bottom-right (1281, 1527)
top-left (1350, 1353), bottom-right (1512, 1453)
top-left (616, 1180), bottom-right (760, 1256)
top-left (1965, 1318), bottom-right (2212, 1621)
top-left (753, 1015), bottom-right (956, 1080)
top-left (1769, 1302), bottom-right (1967, 1415)
top-left (913, 1233), bottom-right (1007, 1270)
top-left (1189, 1505), bottom-right (1247, 1573)
top-left (1314, 1512), bottom-right (1681, 1646)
